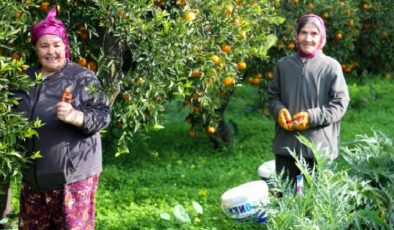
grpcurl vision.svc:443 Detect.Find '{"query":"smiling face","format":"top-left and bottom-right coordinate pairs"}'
top-left (296, 23), bottom-right (322, 55)
top-left (34, 34), bottom-right (66, 76)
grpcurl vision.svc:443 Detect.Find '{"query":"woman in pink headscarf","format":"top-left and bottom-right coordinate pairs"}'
top-left (268, 14), bottom-right (350, 184)
top-left (15, 8), bottom-right (110, 229)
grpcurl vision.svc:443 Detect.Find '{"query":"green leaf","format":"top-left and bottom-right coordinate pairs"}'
top-left (0, 142), bottom-right (5, 150)
top-left (0, 217), bottom-right (9, 224)
top-left (173, 204), bottom-right (190, 223)
top-left (192, 201), bottom-right (203, 214)
top-left (159, 213), bottom-right (171, 221)
top-left (24, 128), bottom-right (37, 138)
top-left (152, 123), bottom-right (164, 130)
top-left (8, 150), bottom-right (22, 159)
top-left (115, 144), bottom-right (130, 157)
top-left (30, 151), bottom-right (42, 159)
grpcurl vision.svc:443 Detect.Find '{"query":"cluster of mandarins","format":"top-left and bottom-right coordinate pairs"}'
top-left (184, 23), bottom-right (248, 136)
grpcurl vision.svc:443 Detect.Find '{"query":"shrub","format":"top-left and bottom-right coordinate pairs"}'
top-left (0, 3), bottom-right (43, 178)
top-left (341, 131), bottom-right (394, 228)
top-left (266, 133), bottom-right (393, 229)
top-left (2, 1), bottom-right (284, 154)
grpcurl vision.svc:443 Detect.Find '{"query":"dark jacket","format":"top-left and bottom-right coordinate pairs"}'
top-left (268, 52), bottom-right (350, 159)
top-left (15, 61), bottom-right (111, 191)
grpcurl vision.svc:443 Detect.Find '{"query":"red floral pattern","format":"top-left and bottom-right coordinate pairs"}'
top-left (19, 175), bottom-right (99, 230)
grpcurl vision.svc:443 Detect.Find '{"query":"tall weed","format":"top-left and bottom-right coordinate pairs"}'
top-left (341, 131), bottom-right (394, 229)
top-left (265, 133), bottom-right (393, 230)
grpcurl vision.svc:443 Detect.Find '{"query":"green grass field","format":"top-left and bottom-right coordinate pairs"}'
top-left (9, 76), bottom-right (394, 229)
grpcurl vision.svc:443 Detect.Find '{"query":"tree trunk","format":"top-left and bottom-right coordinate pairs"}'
top-left (208, 90), bottom-right (236, 149)
top-left (0, 176), bottom-right (12, 229)
top-left (100, 29), bottom-right (126, 108)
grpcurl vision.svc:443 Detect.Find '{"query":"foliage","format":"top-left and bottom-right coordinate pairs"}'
top-left (2, 0), bottom-right (394, 228)
top-left (341, 131), bottom-right (394, 228)
top-left (265, 134), bottom-right (393, 229)
top-left (340, 76), bottom-right (394, 144)
top-left (96, 81), bottom-right (394, 229)
top-left (4, 77), bottom-right (394, 228)
top-left (261, 78), bottom-right (394, 229)
top-left (355, 0), bottom-right (394, 75)
top-left (1, 0), bottom-right (284, 155)
top-left (2, 0), bottom-right (393, 156)
top-left (159, 201), bottom-right (204, 224)
top-left (0, 3), bottom-right (43, 179)
top-left (92, 85), bottom-right (274, 229)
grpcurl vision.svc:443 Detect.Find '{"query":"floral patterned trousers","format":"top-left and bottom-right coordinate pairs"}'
top-left (19, 175), bottom-right (99, 230)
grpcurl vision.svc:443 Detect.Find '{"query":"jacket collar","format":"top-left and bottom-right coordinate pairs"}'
top-left (296, 50), bottom-right (324, 64)
top-left (28, 60), bottom-right (70, 82)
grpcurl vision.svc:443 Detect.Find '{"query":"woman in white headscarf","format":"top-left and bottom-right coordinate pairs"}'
top-left (268, 14), bottom-right (350, 182)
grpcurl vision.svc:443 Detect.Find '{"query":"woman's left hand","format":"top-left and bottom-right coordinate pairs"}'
top-left (292, 112), bottom-right (310, 131)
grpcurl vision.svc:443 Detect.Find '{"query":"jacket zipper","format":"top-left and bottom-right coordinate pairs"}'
top-left (29, 82), bottom-right (44, 191)
top-left (300, 59), bottom-right (306, 116)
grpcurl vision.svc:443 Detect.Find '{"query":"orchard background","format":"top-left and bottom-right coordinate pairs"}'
top-left (1, 0), bottom-right (393, 159)
top-left (1, 0), bottom-right (393, 229)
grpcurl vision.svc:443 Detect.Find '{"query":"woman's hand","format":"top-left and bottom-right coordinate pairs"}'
top-left (278, 108), bottom-right (294, 131)
top-left (56, 102), bottom-right (84, 127)
top-left (292, 112), bottom-right (310, 131)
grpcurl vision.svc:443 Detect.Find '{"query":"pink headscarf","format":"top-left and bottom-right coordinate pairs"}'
top-left (31, 7), bottom-right (70, 59)
top-left (295, 14), bottom-right (326, 59)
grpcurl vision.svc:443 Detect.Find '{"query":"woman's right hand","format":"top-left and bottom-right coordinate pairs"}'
top-left (278, 108), bottom-right (293, 131)
top-left (56, 102), bottom-right (84, 127)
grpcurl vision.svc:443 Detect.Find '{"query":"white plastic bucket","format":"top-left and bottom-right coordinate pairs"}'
top-left (221, 180), bottom-right (269, 222)
top-left (257, 160), bottom-right (276, 181)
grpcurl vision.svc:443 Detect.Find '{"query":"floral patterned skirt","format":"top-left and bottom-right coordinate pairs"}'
top-left (19, 175), bottom-right (99, 230)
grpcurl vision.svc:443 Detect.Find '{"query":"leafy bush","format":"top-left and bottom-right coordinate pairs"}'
top-left (2, 1), bottom-right (284, 154)
top-left (341, 131), bottom-right (394, 228)
top-left (266, 133), bottom-right (393, 229)
top-left (0, 3), bottom-right (43, 179)
top-left (3, 1), bottom-right (394, 158)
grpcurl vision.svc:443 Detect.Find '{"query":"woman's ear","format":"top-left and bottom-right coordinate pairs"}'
top-left (320, 38), bottom-right (326, 50)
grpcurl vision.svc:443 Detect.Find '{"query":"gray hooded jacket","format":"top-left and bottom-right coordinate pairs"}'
top-left (15, 61), bottom-right (111, 191)
top-left (268, 52), bottom-right (350, 159)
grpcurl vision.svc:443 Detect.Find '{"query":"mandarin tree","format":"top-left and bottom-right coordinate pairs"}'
top-left (2, 0), bottom-right (283, 155)
top-left (0, 3), bottom-right (43, 178)
top-left (355, 0), bottom-right (394, 76)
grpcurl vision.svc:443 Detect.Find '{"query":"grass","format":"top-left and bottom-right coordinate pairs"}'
top-left (8, 76), bottom-right (394, 229)
top-left (97, 83), bottom-right (273, 229)
top-left (340, 76), bottom-right (394, 142)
